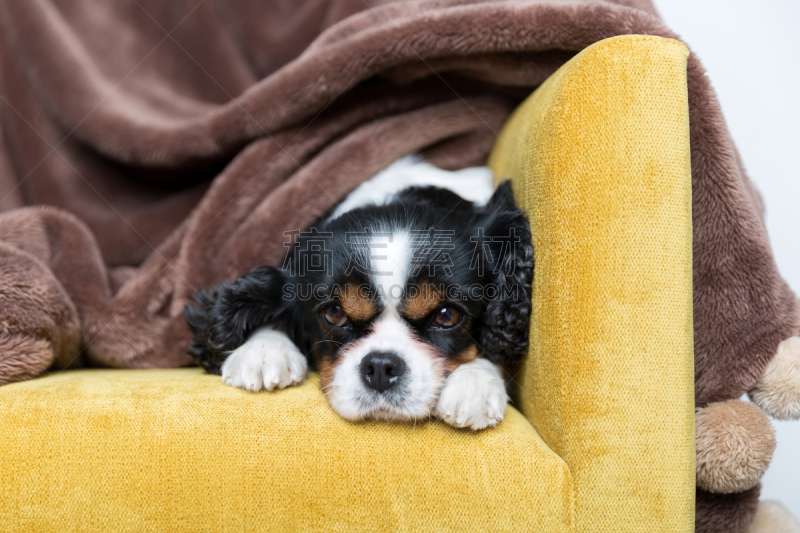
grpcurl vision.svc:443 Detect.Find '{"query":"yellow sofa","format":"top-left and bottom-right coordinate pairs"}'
top-left (0, 35), bottom-right (695, 532)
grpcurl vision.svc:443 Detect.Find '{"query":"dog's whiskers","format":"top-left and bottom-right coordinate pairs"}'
top-left (309, 339), bottom-right (345, 351)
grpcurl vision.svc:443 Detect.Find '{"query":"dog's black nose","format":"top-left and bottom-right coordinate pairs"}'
top-left (360, 352), bottom-right (406, 392)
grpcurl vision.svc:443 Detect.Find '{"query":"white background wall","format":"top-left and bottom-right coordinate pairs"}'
top-left (657, 0), bottom-right (800, 514)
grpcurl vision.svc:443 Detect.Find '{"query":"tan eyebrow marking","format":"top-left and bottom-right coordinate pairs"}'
top-left (339, 283), bottom-right (377, 322)
top-left (401, 282), bottom-right (443, 320)
top-left (442, 345), bottom-right (480, 373)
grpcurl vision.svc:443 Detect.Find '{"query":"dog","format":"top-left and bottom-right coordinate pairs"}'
top-left (184, 156), bottom-right (533, 430)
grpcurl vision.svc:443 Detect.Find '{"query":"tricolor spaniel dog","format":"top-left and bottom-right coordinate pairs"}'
top-left (184, 156), bottom-right (533, 430)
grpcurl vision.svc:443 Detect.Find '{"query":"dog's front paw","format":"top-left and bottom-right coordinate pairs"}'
top-left (221, 328), bottom-right (307, 392)
top-left (435, 358), bottom-right (508, 430)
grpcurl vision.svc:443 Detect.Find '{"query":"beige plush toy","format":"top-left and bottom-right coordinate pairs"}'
top-left (751, 337), bottom-right (800, 421)
top-left (747, 501), bottom-right (800, 533)
top-left (696, 336), bottom-right (800, 533)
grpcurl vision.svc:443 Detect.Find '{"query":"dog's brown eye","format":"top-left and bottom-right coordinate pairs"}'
top-left (322, 304), bottom-right (349, 327)
top-left (434, 306), bottom-right (462, 328)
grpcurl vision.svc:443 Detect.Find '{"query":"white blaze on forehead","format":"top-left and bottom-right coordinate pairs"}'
top-left (327, 232), bottom-right (451, 424)
top-left (370, 230), bottom-right (411, 310)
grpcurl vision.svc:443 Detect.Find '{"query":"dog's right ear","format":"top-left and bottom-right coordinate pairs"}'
top-left (183, 266), bottom-right (288, 374)
top-left (474, 181), bottom-right (534, 365)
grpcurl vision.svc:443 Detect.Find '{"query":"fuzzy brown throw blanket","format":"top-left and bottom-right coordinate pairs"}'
top-left (0, 1), bottom-right (797, 530)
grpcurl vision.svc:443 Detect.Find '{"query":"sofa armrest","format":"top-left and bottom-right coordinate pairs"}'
top-left (489, 35), bottom-right (695, 532)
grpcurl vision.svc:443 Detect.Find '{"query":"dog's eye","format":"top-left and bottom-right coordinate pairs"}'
top-left (433, 306), bottom-right (462, 328)
top-left (321, 304), bottom-right (349, 327)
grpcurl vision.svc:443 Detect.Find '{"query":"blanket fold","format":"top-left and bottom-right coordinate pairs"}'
top-left (0, 1), bottom-right (797, 531)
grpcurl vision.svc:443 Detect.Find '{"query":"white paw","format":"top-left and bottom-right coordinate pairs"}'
top-left (434, 358), bottom-right (508, 430)
top-left (221, 328), bottom-right (307, 392)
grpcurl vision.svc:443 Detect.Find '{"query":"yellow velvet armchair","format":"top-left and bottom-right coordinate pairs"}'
top-left (0, 35), bottom-right (695, 532)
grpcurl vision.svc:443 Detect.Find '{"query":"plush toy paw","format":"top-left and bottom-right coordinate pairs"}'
top-left (749, 336), bottom-right (800, 420)
top-left (221, 328), bottom-right (307, 392)
top-left (695, 400), bottom-right (776, 493)
top-left (746, 500), bottom-right (800, 533)
top-left (434, 358), bottom-right (508, 430)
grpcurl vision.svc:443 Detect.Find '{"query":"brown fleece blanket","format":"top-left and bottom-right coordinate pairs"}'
top-left (0, 1), bottom-right (797, 530)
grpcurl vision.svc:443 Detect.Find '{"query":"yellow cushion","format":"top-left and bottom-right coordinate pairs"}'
top-left (0, 35), bottom-right (695, 532)
top-left (490, 35), bottom-right (695, 532)
top-left (0, 368), bottom-right (573, 532)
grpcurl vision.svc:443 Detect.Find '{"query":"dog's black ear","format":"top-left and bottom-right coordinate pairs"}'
top-left (184, 285), bottom-right (222, 374)
top-left (183, 266), bottom-right (289, 374)
top-left (476, 181), bottom-right (534, 364)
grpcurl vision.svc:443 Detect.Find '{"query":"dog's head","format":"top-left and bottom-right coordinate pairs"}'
top-left (195, 182), bottom-right (533, 422)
